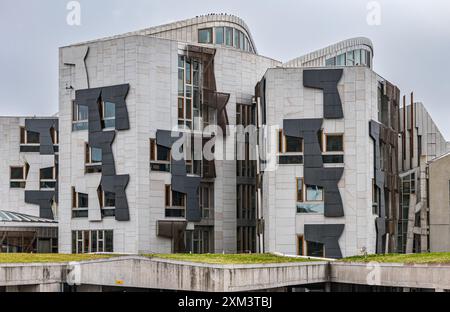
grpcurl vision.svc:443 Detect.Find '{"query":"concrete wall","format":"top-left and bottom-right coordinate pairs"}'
top-left (429, 154), bottom-right (450, 252)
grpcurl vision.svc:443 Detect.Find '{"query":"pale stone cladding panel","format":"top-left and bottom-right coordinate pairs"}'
top-left (262, 66), bottom-right (379, 257)
top-left (212, 47), bottom-right (280, 253)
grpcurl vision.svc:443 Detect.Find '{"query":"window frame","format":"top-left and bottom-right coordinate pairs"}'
top-left (20, 127), bottom-right (40, 145)
top-left (10, 165), bottom-right (28, 188)
top-left (198, 28), bottom-right (213, 44)
top-left (278, 130), bottom-right (304, 154)
top-left (296, 178), bottom-right (304, 203)
top-left (72, 230), bottom-right (113, 254)
top-left (324, 133), bottom-right (344, 153)
top-left (305, 184), bottom-right (324, 202)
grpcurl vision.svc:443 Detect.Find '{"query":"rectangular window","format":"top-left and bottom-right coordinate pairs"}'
top-left (85, 143), bottom-right (102, 165)
top-left (72, 187), bottom-right (89, 218)
top-left (336, 53), bottom-right (346, 66)
top-left (101, 101), bottom-right (116, 129)
top-left (346, 51), bottom-right (354, 66)
top-left (325, 134), bottom-right (344, 152)
top-left (10, 166), bottom-right (27, 188)
top-left (72, 101), bottom-right (89, 131)
top-left (285, 136), bottom-right (303, 153)
top-left (298, 235), bottom-right (305, 256)
top-left (72, 230), bottom-right (113, 254)
top-left (325, 57), bottom-right (336, 66)
top-left (198, 28), bottom-right (213, 44)
top-left (200, 183), bottom-right (214, 219)
top-left (296, 178), bottom-right (304, 203)
top-left (215, 27), bottom-right (224, 44)
top-left (354, 49), bottom-right (361, 65)
top-left (73, 101), bottom-right (89, 122)
top-left (165, 185), bottom-right (186, 218)
top-left (40, 167), bottom-right (56, 190)
top-left (307, 241), bottom-right (324, 257)
top-left (361, 49), bottom-right (367, 65)
top-left (150, 139), bottom-right (171, 162)
top-left (20, 127), bottom-right (40, 145)
top-left (234, 30), bottom-right (240, 48)
top-left (225, 27), bottom-right (233, 46)
top-left (306, 185), bottom-right (324, 201)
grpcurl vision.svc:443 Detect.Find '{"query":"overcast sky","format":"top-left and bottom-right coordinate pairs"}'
top-left (0, 0), bottom-right (449, 137)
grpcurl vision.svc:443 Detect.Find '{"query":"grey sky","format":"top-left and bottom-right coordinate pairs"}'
top-left (1, 0), bottom-right (449, 137)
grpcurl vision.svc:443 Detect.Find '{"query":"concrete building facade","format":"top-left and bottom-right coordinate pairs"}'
top-left (0, 14), bottom-right (448, 258)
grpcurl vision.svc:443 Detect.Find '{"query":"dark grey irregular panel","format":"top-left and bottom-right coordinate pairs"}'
top-left (369, 120), bottom-right (387, 253)
top-left (283, 119), bottom-right (344, 217)
top-left (89, 131), bottom-right (116, 176)
top-left (156, 129), bottom-right (182, 149)
top-left (74, 84), bottom-right (131, 222)
top-left (284, 119), bottom-right (323, 169)
top-left (25, 191), bottom-right (55, 220)
top-left (100, 175), bottom-right (130, 222)
top-left (304, 224), bottom-right (345, 258)
top-left (101, 84), bottom-right (130, 131)
top-left (75, 87), bottom-right (103, 132)
top-left (157, 130), bottom-right (202, 223)
top-left (303, 69), bottom-right (344, 119)
top-left (25, 119), bottom-right (58, 155)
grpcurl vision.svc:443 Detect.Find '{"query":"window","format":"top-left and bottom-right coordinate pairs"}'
top-left (100, 100), bottom-right (116, 129)
top-left (234, 30), bottom-right (240, 48)
top-left (307, 241), bottom-right (324, 257)
top-left (150, 139), bottom-right (171, 162)
top-left (178, 55), bottom-right (202, 129)
top-left (325, 134), bottom-right (344, 152)
top-left (361, 49), bottom-right (367, 66)
top-left (40, 167), bottom-right (56, 190)
top-left (278, 131), bottom-right (303, 153)
top-left (97, 186), bottom-right (116, 217)
top-left (225, 27), bottom-right (233, 46)
top-left (354, 49), bottom-right (361, 65)
top-left (51, 127), bottom-right (59, 145)
top-left (285, 136), bottom-right (303, 153)
top-left (200, 183), bottom-right (214, 219)
top-left (346, 51), bottom-right (354, 66)
top-left (85, 143), bottom-right (102, 164)
top-left (298, 235), bottom-right (305, 256)
top-left (296, 178), bottom-right (304, 203)
top-left (20, 127), bottom-right (40, 144)
top-left (325, 57), bottom-right (336, 66)
top-left (72, 101), bottom-right (89, 131)
top-left (306, 185), bottom-right (324, 201)
top-left (165, 185), bottom-right (186, 218)
top-left (215, 27), bottom-right (224, 44)
top-left (72, 187), bottom-right (88, 218)
top-left (10, 165), bottom-right (28, 188)
top-left (198, 28), bottom-right (213, 44)
top-left (297, 180), bottom-right (325, 214)
top-left (336, 53), bottom-right (346, 66)
top-left (72, 230), bottom-right (113, 254)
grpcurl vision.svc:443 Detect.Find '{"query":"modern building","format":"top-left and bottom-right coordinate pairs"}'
top-left (428, 153), bottom-right (450, 252)
top-left (58, 14), bottom-right (280, 254)
top-left (0, 14), bottom-right (448, 258)
top-left (0, 116), bottom-right (59, 252)
top-left (397, 101), bottom-right (449, 253)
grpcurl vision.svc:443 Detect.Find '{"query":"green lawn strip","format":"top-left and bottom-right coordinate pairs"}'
top-left (0, 253), bottom-right (117, 264)
top-left (145, 253), bottom-right (318, 265)
top-left (342, 253), bottom-right (450, 264)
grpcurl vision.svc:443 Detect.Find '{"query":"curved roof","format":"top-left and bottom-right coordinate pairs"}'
top-left (0, 211), bottom-right (57, 223)
top-left (283, 37), bottom-right (373, 67)
top-left (67, 14), bottom-right (258, 54)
